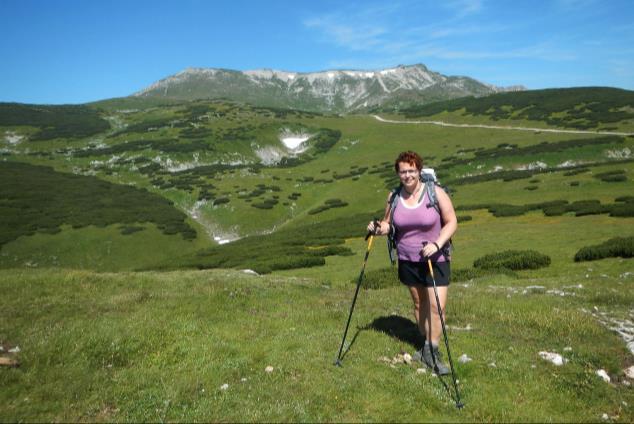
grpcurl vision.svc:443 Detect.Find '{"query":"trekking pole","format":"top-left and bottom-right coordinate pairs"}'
top-left (427, 259), bottom-right (464, 409)
top-left (334, 221), bottom-right (378, 366)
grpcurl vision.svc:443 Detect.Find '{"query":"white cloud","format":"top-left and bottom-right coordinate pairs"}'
top-left (304, 15), bottom-right (387, 51)
top-left (443, 0), bottom-right (483, 17)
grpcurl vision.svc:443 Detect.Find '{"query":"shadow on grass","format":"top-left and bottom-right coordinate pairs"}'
top-left (367, 315), bottom-right (425, 348)
top-left (337, 315), bottom-right (423, 363)
top-left (339, 315), bottom-right (462, 407)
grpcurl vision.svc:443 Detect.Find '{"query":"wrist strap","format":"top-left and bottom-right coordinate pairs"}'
top-left (433, 242), bottom-right (440, 251)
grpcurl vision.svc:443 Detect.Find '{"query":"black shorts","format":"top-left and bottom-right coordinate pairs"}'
top-left (398, 260), bottom-right (450, 287)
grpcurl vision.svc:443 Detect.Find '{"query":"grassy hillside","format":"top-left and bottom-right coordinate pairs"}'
top-left (1, 90), bottom-right (633, 273)
top-left (0, 267), bottom-right (632, 421)
top-left (387, 87), bottom-right (634, 132)
top-left (1, 89), bottom-right (633, 420)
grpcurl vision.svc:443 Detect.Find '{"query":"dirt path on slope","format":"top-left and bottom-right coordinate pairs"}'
top-left (372, 115), bottom-right (634, 136)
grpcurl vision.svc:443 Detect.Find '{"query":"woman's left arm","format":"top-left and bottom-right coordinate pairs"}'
top-left (435, 186), bottom-right (457, 247)
top-left (422, 186), bottom-right (457, 257)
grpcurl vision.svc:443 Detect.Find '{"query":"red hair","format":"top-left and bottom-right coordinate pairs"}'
top-left (394, 151), bottom-right (422, 173)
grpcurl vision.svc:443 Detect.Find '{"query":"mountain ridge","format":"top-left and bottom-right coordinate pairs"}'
top-left (133, 64), bottom-right (525, 113)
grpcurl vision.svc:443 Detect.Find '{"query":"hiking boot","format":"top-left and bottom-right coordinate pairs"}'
top-left (431, 345), bottom-right (450, 376)
top-left (415, 342), bottom-right (450, 375)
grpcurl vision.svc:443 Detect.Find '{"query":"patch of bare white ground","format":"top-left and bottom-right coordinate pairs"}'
top-left (186, 200), bottom-right (239, 245)
top-left (254, 146), bottom-right (286, 165)
top-left (279, 129), bottom-right (311, 151)
top-left (4, 131), bottom-right (24, 145)
top-left (585, 307), bottom-right (634, 356)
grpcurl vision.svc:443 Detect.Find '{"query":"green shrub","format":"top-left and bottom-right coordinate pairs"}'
top-left (358, 267), bottom-right (400, 290)
top-left (457, 215), bottom-right (473, 222)
top-left (574, 236), bottom-right (634, 262)
top-left (567, 200), bottom-right (608, 216)
top-left (609, 199), bottom-right (634, 217)
top-left (564, 168), bottom-right (589, 176)
top-left (213, 197), bottom-right (230, 206)
top-left (474, 250), bottom-right (551, 271)
top-left (594, 170), bottom-right (627, 182)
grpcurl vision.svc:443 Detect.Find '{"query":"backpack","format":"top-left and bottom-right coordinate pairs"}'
top-left (386, 168), bottom-right (452, 264)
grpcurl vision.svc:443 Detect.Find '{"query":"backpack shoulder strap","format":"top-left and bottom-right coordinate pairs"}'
top-left (386, 185), bottom-right (402, 265)
top-left (424, 180), bottom-right (441, 215)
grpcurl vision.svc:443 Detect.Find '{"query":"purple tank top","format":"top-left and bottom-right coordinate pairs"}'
top-left (393, 191), bottom-right (445, 262)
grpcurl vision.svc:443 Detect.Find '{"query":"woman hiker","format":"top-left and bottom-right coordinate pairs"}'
top-left (367, 150), bottom-right (457, 375)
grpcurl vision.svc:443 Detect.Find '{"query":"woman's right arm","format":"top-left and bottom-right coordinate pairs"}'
top-left (366, 192), bottom-right (393, 236)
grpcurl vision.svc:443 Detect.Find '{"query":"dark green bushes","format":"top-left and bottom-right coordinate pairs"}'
top-left (251, 198), bottom-right (278, 209)
top-left (574, 236), bottom-right (634, 261)
top-left (0, 102), bottom-right (110, 140)
top-left (594, 170), bottom-right (627, 182)
top-left (400, 87), bottom-right (634, 130)
top-left (474, 250), bottom-right (551, 270)
top-left (357, 267), bottom-right (400, 290)
top-left (457, 198), bottom-right (634, 218)
top-left (312, 128), bottom-right (342, 153)
top-left (308, 199), bottom-right (349, 215)
top-left (158, 211), bottom-right (377, 274)
top-left (0, 161), bottom-right (197, 246)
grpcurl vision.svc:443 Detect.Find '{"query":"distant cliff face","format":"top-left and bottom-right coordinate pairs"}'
top-left (133, 64), bottom-right (524, 113)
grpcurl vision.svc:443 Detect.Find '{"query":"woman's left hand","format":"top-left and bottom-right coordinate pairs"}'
top-left (421, 242), bottom-right (440, 258)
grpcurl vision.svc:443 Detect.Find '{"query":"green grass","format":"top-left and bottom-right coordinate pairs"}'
top-left (0, 267), bottom-right (632, 421)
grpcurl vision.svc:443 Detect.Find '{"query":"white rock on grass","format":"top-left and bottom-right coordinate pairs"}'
top-left (416, 368), bottom-right (427, 374)
top-left (458, 354), bottom-right (472, 364)
top-left (265, 366), bottom-right (274, 373)
top-left (403, 353), bottom-right (412, 365)
top-left (596, 369), bottom-right (611, 383)
top-left (8, 346), bottom-right (20, 354)
top-left (538, 351), bottom-right (566, 366)
top-left (220, 383), bottom-right (229, 391)
top-left (625, 365), bottom-right (634, 379)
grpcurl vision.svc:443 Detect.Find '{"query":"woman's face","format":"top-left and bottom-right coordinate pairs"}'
top-left (397, 161), bottom-right (419, 187)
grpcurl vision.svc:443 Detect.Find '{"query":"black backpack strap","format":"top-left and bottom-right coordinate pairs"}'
top-left (423, 176), bottom-right (440, 215)
top-left (387, 186), bottom-right (401, 265)
top-left (423, 178), bottom-right (453, 260)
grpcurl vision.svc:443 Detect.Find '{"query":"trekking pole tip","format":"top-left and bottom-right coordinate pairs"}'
top-left (456, 401), bottom-right (465, 409)
top-left (334, 359), bottom-right (343, 367)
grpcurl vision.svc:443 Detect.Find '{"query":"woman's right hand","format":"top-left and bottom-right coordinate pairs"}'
top-left (367, 220), bottom-right (381, 235)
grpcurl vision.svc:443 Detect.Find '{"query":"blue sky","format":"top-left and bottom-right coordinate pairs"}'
top-left (1, 0), bottom-right (633, 104)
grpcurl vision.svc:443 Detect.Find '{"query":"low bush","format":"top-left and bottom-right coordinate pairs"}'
top-left (213, 197), bottom-right (230, 206)
top-left (594, 170), bottom-right (627, 182)
top-left (358, 267), bottom-right (400, 290)
top-left (457, 215), bottom-right (472, 222)
top-left (474, 250), bottom-right (551, 271)
top-left (251, 198), bottom-right (279, 209)
top-left (574, 236), bottom-right (634, 262)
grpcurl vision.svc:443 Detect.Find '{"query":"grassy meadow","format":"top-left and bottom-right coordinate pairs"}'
top-left (1, 90), bottom-right (633, 421)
